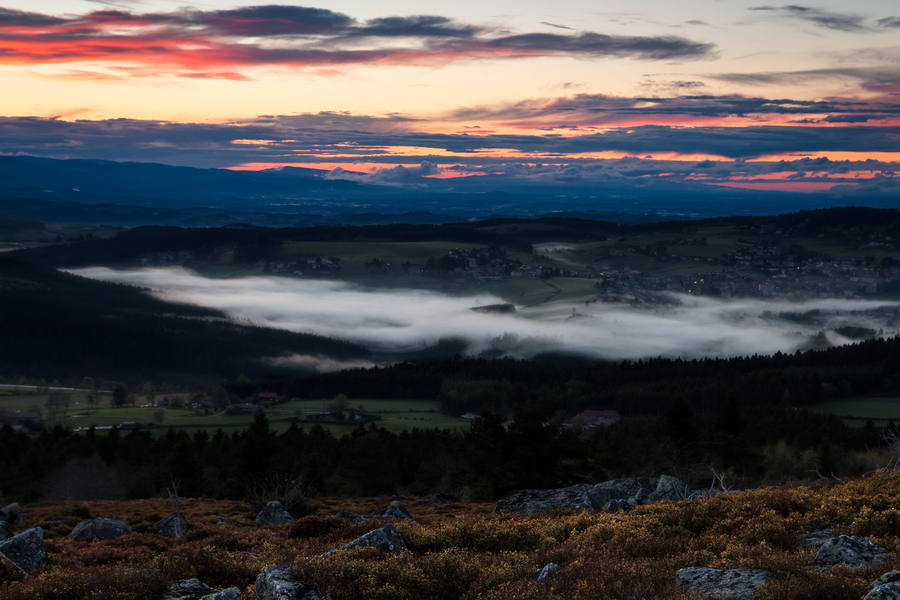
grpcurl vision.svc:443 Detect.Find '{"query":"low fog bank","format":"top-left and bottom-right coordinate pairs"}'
top-left (72, 267), bottom-right (900, 370)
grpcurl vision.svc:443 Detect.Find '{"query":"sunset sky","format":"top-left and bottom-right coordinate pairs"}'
top-left (2, 0), bottom-right (900, 194)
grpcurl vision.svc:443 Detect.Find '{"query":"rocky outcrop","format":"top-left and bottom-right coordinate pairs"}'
top-left (536, 563), bottom-right (560, 581)
top-left (68, 517), bottom-right (132, 541)
top-left (163, 578), bottom-right (241, 600)
top-left (865, 570), bottom-right (900, 600)
top-left (335, 502), bottom-right (414, 523)
top-left (804, 528), bottom-right (833, 548)
top-left (326, 524), bottom-right (406, 556)
top-left (1, 503), bottom-right (24, 526)
top-left (493, 484), bottom-right (596, 514)
top-left (256, 502), bottom-right (294, 526)
top-left (431, 492), bottom-right (461, 504)
top-left (675, 567), bottom-right (769, 600)
top-left (372, 502), bottom-right (413, 521)
top-left (494, 476), bottom-right (693, 514)
top-left (255, 565), bottom-right (319, 600)
top-left (157, 512), bottom-right (189, 538)
top-left (0, 527), bottom-right (47, 570)
top-left (814, 535), bottom-right (890, 569)
top-left (334, 511), bottom-right (377, 524)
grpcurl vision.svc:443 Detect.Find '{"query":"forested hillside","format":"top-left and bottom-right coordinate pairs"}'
top-left (0, 257), bottom-right (367, 381)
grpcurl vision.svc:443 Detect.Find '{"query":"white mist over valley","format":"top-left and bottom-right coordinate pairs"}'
top-left (73, 267), bottom-right (900, 370)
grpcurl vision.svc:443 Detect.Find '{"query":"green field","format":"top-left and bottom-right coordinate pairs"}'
top-left (808, 395), bottom-right (900, 426)
top-left (1, 388), bottom-right (469, 437)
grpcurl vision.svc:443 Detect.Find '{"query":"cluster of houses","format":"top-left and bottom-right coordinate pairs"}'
top-left (497, 409), bottom-right (621, 432)
top-left (152, 391), bottom-right (280, 415)
top-left (1, 411), bottom-right (41, 434)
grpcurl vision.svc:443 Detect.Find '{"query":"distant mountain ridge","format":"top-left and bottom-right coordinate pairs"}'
top-left (1, 154), bottom-right (895, 223)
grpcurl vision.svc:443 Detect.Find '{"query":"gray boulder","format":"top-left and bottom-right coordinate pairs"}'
top-left (0, 521), bottom-right (12, 541)
top-left (536, 563), bottom-right (560, 581)
top-left (866, 571), bottom-right (900, 600)
top-left (814, 535), bottom-right (890, 569)
top-left (372, 501), bottom-right (413, 521)
top-left (604, 498), bottom-right (634, 513)
top-left (0, 527), bottom-right (47, 570)
top-left (804, 528), bottom-right (834, 548)
top-left (256, 502), bottom-right (294, 526)
top-left (865, 584), bottom-right (900, 600)
top-left (164, 578), bottom-right (242, 600)
top-left (646, 474), bottom-right (691, 502)
top-left (328, 524), bottom-right (406, 556)
top-left (431, 492), bottom-right (461, 504)
top-left (68, 517), bottom-right (132, 541)
top-left (675, 567), bottom-right (769, 600)
top-left (255, 565), bottom-right (319, 600)
top-left (157, 512), bottom-right (189, 538)
top-left (493, 484), bottom-right (596, 514)
top-left (493, 476), bottom-right (691, 515)
top-left (203, 589), bottom-right (241, 600)
top-left (334, 511), bottom-right (378, 524)
top-left (1, 503), bottom-right (24, 526)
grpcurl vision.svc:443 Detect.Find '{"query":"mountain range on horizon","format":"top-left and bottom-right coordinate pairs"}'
top-left (1, 154), bottom-right (897, 229)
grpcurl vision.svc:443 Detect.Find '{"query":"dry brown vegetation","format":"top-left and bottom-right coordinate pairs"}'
top-left (7, 474), bottom-right (900, 599)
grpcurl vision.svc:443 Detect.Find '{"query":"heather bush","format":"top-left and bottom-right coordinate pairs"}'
top-left (157, 543), bottom-right (263, 589)
top-left (0, 566), bottom-right (168, 600)
top-left (0, 554), bottom-right (25, 584)
top-left (288, 514), bottom-right (345, 539)
top-left (7, 474), bottom-right (900, 599)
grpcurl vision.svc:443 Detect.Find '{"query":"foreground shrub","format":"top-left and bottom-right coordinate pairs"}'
top-left (291, 547), bottom-right (533, 600)
top-left (0, 566), bottom-right (168, 600)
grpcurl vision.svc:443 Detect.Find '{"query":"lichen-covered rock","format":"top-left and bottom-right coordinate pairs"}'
top-left (68, 517), bottom-right (131, 541)
top-left (163, 578), bottom-right (241, 600)
top-left (536, 563), bottom-right (560, 581)
top-left (0, 521), bottom-right (12, 541)
top-left (255, 565), bottom-right (319, 600)
top-left (804, 528), bottom-right (834, 548)
top-left (202, 588), bottom-right (241, 600)
top-left (493, 484), bottom-right (596, 514)
top-left (329, 524), bottom-right (406, 555)
top-left (873, 571), bottom-right (900, 589)
top-left (814, 535), bottom-right (890, 569)
top-left (164, 578), bottom-right (218, 600)
top-left (256, 502), bottom-right (294, 525)
top-left (372, 501), bottom-right (413, 521)
top-left (646, 474), bottom-right (690, 502)
top-left (157, 512), bottom-right (189, 538)
top-left (494, 476), bottom-right (691, 515)
top-left (0, 527), bottom-right (47, 570)
top-left (865, 583), bottom-right (900, 600)
top-left (675, 567), bottom-right (769, 600)
top-left (334, 511), bottom-right (378, 524)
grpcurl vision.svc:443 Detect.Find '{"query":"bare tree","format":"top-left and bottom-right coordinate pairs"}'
top-left (881, 426), bottom-right (900, 471)
top-left (240, 467), bottom-right (308, 514)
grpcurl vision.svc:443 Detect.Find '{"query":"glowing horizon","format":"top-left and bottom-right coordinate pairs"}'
top-left (2, 0), bottom-right (900, 196)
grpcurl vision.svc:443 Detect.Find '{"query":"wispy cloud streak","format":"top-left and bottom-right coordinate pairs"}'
top-left (0, 5), bottom-right (714, 77)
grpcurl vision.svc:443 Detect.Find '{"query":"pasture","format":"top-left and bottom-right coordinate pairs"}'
top-left (808, 395), bottom-right (900, 426)
top-left (0, 387), bottom-right (468, 437)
